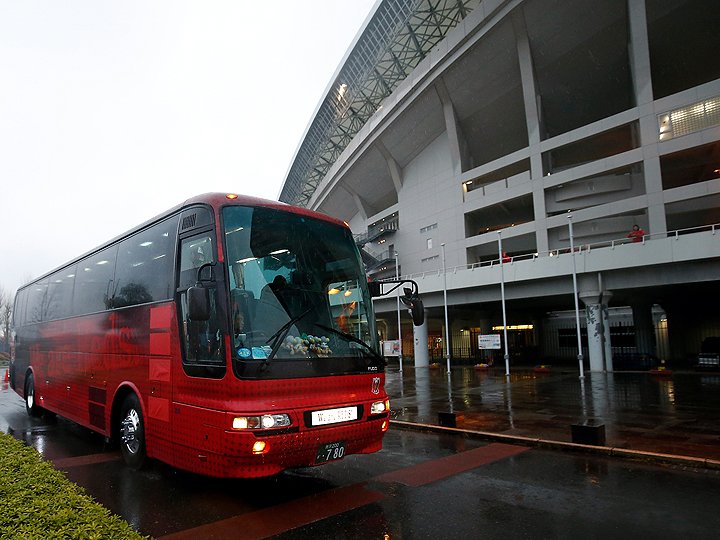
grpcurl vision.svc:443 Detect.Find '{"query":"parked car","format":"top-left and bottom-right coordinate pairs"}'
top-left (697, 337), bottom-right (720, 370)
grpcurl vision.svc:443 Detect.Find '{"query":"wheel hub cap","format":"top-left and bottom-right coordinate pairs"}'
top-left (121, 409), bottom-right (141, 454)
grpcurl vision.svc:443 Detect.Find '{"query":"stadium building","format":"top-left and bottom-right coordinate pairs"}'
top-left (279, 0), bottom-right (720, 371)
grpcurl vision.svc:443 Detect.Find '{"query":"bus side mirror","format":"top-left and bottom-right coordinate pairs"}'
top-left (188, 286), bottom-right (210, 321)
top-left (410, 300), bottom-right (424, 326)
top-left (400, 288), bottom-right (425, 326)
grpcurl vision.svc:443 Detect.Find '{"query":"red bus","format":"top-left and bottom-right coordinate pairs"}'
top-left (10, 193), bottom-right (390, 478)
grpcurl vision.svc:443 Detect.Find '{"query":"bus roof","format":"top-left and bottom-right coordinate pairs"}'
top-left (17, 193), bottom-right (349, 293)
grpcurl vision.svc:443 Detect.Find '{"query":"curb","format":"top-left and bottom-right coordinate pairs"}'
top-left (390, 419), bottom-right (720, 471)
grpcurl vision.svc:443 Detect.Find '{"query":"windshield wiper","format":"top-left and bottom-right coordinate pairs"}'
top-left (314, 323), bottom-right (385, 365)
top-left (264, 307), bottom-right (314, 363)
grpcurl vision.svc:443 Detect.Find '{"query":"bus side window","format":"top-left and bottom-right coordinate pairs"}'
top-left (72, 246), bottom-right (117, 316)
top-left (113, 216), bottom-right (178, 308)
top-left (178, 234), bottom-right (224, 372)
top-left (25, 278), bottom-right (49, 324)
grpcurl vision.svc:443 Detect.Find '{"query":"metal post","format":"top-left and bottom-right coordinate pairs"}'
top-left (498, 233), bottom-right (510, 377)
top-left (395, 251), bottom-right (403, 373)
top-left (568, 214), bottom-right (585, 379)
top-left (441, 243), bottom-right (451, 374)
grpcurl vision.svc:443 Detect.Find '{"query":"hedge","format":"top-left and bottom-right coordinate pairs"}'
top-left (0, 432), bottom-right (149, 539)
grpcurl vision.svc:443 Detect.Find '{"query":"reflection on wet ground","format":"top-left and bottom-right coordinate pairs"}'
top-left (386, 365), bottom-right (720, 460)
top-left (3, 371), bottom-right (720, 538)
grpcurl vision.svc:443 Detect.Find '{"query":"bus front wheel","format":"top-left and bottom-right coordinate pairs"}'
top-left (24, 373), bottom-right (43, 418)
top-left (119, 394), bottom-right (147, 470)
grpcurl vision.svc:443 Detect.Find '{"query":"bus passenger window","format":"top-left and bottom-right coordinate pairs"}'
top-left (113, 216), bottom-right (178, 308)
top-left (72, 246), bottom-right (117, 316)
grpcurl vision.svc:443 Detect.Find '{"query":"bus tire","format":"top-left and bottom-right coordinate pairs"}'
top-left (24, 372), bottom-right (43, 418)
top-left (119, 394), bottom-right (147, 470)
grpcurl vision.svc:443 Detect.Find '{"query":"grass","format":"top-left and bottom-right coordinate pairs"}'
top-left (0, 431), bottom-right (149, 540)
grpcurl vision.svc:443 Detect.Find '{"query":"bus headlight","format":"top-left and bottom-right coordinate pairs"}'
top-left (370, 399), bottom-right (390, 415)
top-left (232, 414), bottom-right (291, 430)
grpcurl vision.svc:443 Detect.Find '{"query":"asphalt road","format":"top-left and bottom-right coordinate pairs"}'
top-left (2, 380), bottom-right (719, 539)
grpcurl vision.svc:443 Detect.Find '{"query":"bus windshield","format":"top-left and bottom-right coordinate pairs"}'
top-left (223, 205), bottom-right (380, 379)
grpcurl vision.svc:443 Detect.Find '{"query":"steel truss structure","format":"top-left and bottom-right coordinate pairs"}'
top-left (280, 0), bottom-right (477, 207)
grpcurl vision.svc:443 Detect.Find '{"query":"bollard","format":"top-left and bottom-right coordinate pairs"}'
top-left (438, 411), bottom-right (464, 428)
top-left (571, 418), bottom-right (606, 446)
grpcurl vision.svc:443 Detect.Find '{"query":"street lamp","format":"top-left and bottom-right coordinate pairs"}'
top-left (498, 232), bottom-right (510, 377)
top-left (568, 214), bottom-right (585, 379)
top-left (441, 243), bottom-right (451, 374)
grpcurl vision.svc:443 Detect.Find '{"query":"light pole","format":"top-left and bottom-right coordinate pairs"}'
top-left (441, 243), bottom-right (451, 374)
top-left (395, 251), bottom-right (402, 373)
top-left (568, 214), bottom-right (585, 379)
top-left (498, 232), bottom-right (510, 377)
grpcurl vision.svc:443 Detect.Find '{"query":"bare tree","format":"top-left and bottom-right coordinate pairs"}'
top-left (1, 295), bottom-right (11, 348)
top-left (0, 286), bottom-right (7, 353)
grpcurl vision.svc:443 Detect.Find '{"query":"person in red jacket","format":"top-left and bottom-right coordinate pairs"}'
top-left (628, 224), bottom-right (645, 243)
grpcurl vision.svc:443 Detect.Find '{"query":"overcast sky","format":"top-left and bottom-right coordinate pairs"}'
top-left (0, 0), bottom-right (376, 298)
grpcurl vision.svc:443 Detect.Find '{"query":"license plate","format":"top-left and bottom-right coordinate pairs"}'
top-left (310, 406), bottom-right (358, 426)
top-left (316, 441), bottom-right (346, 463)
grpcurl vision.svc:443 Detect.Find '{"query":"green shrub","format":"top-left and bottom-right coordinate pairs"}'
top-left (0, 432), bottom-right (149, 539)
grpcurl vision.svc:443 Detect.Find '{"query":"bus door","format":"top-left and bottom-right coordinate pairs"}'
top-left (173, 230), bottom-right (227, 460)
top-left (177, 233), bottom-right (225, 370)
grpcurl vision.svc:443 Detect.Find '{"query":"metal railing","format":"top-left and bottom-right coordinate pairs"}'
top-left (387, 222), bottom-right (719, 282)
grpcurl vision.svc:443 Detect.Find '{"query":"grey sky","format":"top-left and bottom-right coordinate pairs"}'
top-left (0, 0), bottom-right (375, 297)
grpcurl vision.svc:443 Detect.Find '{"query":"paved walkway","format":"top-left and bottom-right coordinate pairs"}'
top-left (385, 364), bottom-right (720, 466)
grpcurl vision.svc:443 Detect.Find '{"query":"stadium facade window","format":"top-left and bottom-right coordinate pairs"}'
top-left (463, 159), bottom-right (531, 196)
top-left (464, 194), bottom-right (534, 238)
top-left (660, 141), bottom-right (720, 191)
top-left (658, 97), bottom-right (720, 141)
top-left (542, 123), bottom-right (639, 175)
top-left (545, 163), bottom-right (645, 217)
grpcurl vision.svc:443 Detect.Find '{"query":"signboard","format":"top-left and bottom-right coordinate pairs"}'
top-left (478, 334), bottom-right (501, 350)
top-left (383, 340), bottom-right (401, 357)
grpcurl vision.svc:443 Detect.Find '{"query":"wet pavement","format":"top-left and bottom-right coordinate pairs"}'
top-left (3, 368), bottom-right (720, 538)
top-left (386, 364), bottom-right (720, 464)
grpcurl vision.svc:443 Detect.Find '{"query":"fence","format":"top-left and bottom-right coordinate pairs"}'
top-left (388, 222), bottom-right (720, 282)
top-left (415, 318), bottom-right (675, 368)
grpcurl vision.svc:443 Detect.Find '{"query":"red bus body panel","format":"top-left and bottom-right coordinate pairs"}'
top-left (15, 301), bottom-right (387, 478)
top-left (12, 193), bottom-right (387, 478)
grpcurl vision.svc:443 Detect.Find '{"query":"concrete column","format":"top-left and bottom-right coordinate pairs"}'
top-left (584, 303), bottom-right (605, 372)
top-left (513, 10), bottom-right (548, 253)
top-left (628, 0), bottom-right (667, 236)
top-left (602, 304), bottom-right (613, 372)
top-left (632, 303), bottom-right (656, 356)
top-left (413, 310), bottom-right (429, 367)
top-left (435, 79), bottom-right (468, 177)
top-left (580, 291), bottom-right (613, 372)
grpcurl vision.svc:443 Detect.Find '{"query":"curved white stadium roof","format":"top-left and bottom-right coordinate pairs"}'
top-left (279, 0), bottom-right (478, 207)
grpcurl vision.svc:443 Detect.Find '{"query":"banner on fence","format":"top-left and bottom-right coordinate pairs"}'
top-left (478, 334), bottom-right (501, 350)
top-left (383, 340), bottom-right (401, 356)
